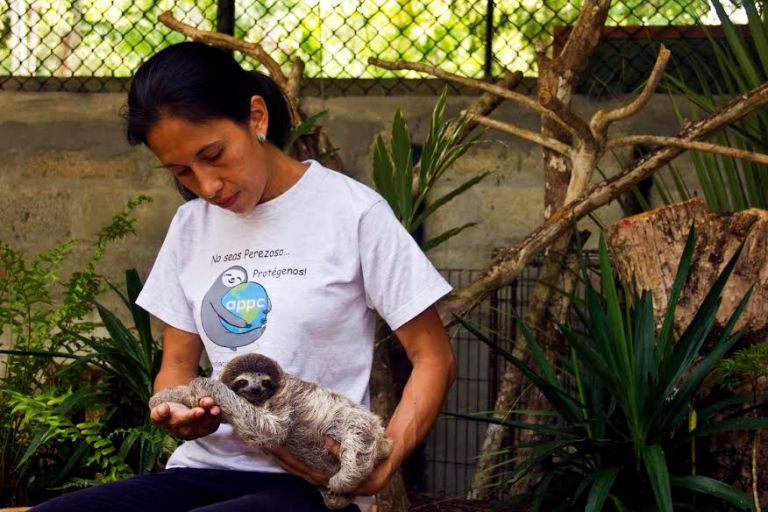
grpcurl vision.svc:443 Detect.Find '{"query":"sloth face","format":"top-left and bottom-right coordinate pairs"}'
top-left (228, 371), bottom-right (278, 405)
top-left (221, 353), bottom-right (283, 405)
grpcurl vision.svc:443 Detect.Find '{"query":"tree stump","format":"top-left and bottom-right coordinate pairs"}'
top-left (604, 197), bottom-right (768, 341)
top-left (604, 197), bottom-right (768, 504)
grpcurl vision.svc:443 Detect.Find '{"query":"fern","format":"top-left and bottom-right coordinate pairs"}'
top-left (6, 389), bottom-right (133, 483)
top-left (711, 343), bottom-right (768, 391)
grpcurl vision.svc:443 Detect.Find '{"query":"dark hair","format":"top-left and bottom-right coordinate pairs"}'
top-left (124, 42), bottom-right (292, 200)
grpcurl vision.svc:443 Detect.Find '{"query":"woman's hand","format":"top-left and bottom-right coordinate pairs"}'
top-left (265, 437), bottom-right (337, 487)
top-left (150, 396), bottom-right (221, 440)
top-left (266, 437), bottom-right (394, 495)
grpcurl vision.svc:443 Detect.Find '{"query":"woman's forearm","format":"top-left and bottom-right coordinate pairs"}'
top-left (385, 306), bottom-right (457, 472)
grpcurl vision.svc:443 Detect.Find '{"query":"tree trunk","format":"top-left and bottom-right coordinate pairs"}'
top-left (467, 0), bottom-right (611, 499)
top-left (369, 333), bottom-right (410, 512)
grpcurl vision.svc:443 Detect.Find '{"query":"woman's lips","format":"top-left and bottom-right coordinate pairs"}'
top-left (216, 193), bottom-right (238, 209)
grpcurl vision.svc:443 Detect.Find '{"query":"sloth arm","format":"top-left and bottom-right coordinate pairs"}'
top-left (149, 325), bottom-right (221, 440)
top-left (188, 378), bottom-right (290, 447)
top-left (208, 297), bottom-right (248, 328)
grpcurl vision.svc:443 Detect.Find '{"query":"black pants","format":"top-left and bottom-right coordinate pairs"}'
top-left (30, 468), bottom-right (361, 512)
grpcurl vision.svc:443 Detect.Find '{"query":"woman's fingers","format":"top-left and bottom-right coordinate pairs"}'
top-left (151, 401), bottom-right (221, 440)
top-left (265, 446), bottom-right (332, 487)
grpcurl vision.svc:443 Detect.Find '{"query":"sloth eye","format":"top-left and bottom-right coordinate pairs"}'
top-left (231, 379), bottom-right (248, 392)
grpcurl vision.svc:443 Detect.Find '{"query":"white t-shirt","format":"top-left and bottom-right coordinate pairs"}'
top-left (136, 159), bottom-right (452, 473)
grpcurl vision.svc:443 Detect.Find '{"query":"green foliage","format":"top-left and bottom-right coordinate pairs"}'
top-left (711, 342), bottom-right (768, 392)
top-left (454, 227), bottom-right (765, 511)
top-left (373, 87), bottom-right (489, 250)
top-left (2, 0), bottom-right (710, 80)
top-left (6, 388), bottom-right (132, 483)
top-left (661, 0), bottom-right (768, 211)
top-left (0, 196), bottom-right (170, 506)
top-left (283, 109), bottom-right (339, 161)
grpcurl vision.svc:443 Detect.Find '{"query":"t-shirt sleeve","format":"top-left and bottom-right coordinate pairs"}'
top-left (135, 214), bottom-right (198, 334)
top-left (359, 199), bottom-right (453, 331)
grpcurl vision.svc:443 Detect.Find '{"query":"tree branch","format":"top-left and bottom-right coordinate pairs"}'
top-left (452, 70), bottom-right (524, 145)
top-left (539, 95), bottom-right (595, 146)
top-left (158, 11), bottom-right (289, 90)
top-left (608, 135), bottom-right (768, 165)
top-left (158, 11), bottom-right (303, 126)
top-left (591, 45), bottom-right (671, 138)
top-left (368, 57), bottom-right (578, 137)
top-left (286, 57), bottom-right (305, 105)
top-left (411, 71), bottom-right (524, 195)
top-left (465, 112), bottom-right (572, 155)
top-left (439, 79), bottom-right (768, 322)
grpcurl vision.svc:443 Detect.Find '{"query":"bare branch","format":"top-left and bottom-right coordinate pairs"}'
top-left (411, 71), bottom-right (524, 195)
top-left (452, 70), bottom-right (524, 145)
top-left (439, 79), bottom-right (768, 322)
top-left (465, 112), bottom-right (572, 155)
top-left (539, 94), bottom-right (595, 145)
top-left (591, 45), bottom-right (672, 138)
top-left (286, 57), bottom-right (305, 104)
top-left (368, 57), bottom-right (578, 137)
top-left (158, 11), bottom-right (288, 89)
top-left (553, 0), bottom-right (612, 71)
top-left (609, 135), bottom-right (768, 165)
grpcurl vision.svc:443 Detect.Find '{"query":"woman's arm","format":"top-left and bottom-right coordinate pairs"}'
top-left (149, 324), bottom-right (222, 440)
top-left (270, 305), bottom-right (456, 494)
top-left (356, 304), bottom-right (456, 494)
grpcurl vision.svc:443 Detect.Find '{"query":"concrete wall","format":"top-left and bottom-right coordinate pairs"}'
top-left (0, 91), bottom-right (695, 278)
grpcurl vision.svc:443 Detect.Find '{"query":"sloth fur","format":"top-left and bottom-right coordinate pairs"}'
top-left (149, 352), bottom-right (392, 509)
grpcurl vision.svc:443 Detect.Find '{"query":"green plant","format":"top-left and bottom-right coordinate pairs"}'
top-left (659, 0), bottom-right (768, 211)
top-left (456, 227), bottom-right (768, 511)
top-left (7, 388), bottom-right (133, 485)
top-left (0, 196), bottom-right (172, 506)
top-left (372, 87), bottom-right (489, 250)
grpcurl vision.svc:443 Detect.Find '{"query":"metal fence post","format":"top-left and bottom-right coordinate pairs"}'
top-left (484, 0), bottom-right (495, 81)
top-left (217, 0), bottom-right (236, 36)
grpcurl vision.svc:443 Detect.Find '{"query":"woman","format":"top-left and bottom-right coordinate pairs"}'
top-left (33, 41), bottom-right (455, 512)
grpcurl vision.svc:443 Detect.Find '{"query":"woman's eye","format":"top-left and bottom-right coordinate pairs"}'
top-left (205, 150), bottom-right (223, 162)
top-left (169, 166), bottom-right (190, 177)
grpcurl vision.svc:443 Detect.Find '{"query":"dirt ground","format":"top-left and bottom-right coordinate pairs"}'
top-left (409, 497), bottom-right (499, 511)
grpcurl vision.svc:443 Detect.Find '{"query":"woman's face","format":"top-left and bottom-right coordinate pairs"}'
top-left (146, 101), bottom-right (272, 214)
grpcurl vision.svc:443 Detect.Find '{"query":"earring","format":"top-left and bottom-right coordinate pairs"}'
top-left (257, 133), bottom-right (266, 143)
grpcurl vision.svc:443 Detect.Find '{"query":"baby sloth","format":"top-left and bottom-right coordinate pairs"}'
top-left (149, 353), bottom-right (392, 509)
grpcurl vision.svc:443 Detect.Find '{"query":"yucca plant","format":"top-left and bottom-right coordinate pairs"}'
top-left (372, 87), bottom-right (489, 250)
top-left (659, 0), bottom-right (768, 211)
top-left (457, 227), bottom-right (767, 511)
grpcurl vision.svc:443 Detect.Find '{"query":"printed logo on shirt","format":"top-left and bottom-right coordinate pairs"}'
top-left (201, 265), bottom-right (272, 351)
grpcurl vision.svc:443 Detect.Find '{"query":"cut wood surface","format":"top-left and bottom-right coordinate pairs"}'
top-left (605, 197), bottom-right (768, 338)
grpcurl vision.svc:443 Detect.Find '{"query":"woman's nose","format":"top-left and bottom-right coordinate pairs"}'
top-left (197, 171), bottom-right (224, 199)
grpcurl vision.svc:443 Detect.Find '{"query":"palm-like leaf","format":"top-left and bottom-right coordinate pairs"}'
top-left (372, 87), bottom-right (489, 250)
top-left (453, 226), bottom-right (762, 510)
top-left (660, 0), bottom-right (768, 211)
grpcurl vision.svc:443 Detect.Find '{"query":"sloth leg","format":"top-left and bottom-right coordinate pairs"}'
top-left (320, 489), bottom-right (354, 510)
top-left (328, 433), bottom-right (378, 495)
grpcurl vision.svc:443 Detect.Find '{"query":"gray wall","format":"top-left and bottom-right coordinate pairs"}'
top-left (0, 91), bottom-right (694, 276)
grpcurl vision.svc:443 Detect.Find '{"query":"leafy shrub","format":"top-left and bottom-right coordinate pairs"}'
top-left (457, 227), bottom-right (767, 511)
top-left (0, 196), bottom-right (171, 506)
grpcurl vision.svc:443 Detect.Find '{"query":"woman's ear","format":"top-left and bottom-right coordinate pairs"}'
top-left (249, 95), bottom-right (269, 139)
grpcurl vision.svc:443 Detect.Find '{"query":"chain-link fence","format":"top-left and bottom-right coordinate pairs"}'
top-left (0, 0), bottom-right (745, 94)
